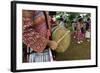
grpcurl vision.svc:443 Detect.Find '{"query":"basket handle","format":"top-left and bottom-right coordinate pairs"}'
top-left (57, 30), bottom-right (70, 44)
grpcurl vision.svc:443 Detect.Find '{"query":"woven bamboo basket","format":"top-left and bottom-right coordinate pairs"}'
top-left (51, 25), bottom-right (71, 53)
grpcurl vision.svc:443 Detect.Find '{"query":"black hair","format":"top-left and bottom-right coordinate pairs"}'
top-left (49, 12), bottom-right (56, 16)
top-left (87, 18), bottom-right (90, 21)
top-left (78, 18), bottom-right (83, 23)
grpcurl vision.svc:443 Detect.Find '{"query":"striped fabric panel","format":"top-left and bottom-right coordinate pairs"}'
top-left (28, 49), bottom-right (53, 62)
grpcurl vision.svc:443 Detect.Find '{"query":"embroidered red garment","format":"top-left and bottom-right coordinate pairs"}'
top-left (23, 11), bottom-right (50, 53)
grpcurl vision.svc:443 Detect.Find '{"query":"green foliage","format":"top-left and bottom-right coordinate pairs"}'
top-left (66, 13), bottom-right (79, 27)
top-left (54, 11), bottom-right (91, 29)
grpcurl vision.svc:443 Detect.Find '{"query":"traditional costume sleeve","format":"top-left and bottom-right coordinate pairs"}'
top-left (23, 26), bottom-right (49, 53)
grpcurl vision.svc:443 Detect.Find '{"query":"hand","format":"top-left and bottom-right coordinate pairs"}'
top-left (47, 41), bottom-right (58, 50)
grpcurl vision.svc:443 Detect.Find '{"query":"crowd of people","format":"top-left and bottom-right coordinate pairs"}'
top-left (72, 17), bottom-right (91, 44)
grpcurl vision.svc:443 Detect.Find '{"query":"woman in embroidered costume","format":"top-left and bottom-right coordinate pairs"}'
top-left (22, 10), bottom-right (57, 62)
